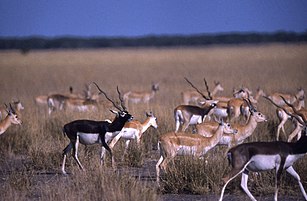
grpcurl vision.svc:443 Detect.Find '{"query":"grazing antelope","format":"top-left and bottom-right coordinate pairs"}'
top-left (0, 104), bottom-right (22, 136)
top-left (197, 99), bottom-right (267, 148)
top-left (107, 112), bottom-right (158, 155)
top-left (181, 80), bottom-right (224, 105)
top-left (47, 91), bottom-right (98, 114)
top-left (61, 83), bottom-right (133, 174)
top-left (219, 104), bottom-right (307, 201)
top-left (123, 82), bottom-right (159, 106)
top-left (267, 87), bottom-right (304, 106)
top-left (156, 120), bottom-right (237, 183)
top-left (64, 97), bottom-right (98, 112)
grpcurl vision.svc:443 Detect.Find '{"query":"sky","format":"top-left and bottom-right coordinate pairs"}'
top-left (0, 0), bottom-right (306, 38)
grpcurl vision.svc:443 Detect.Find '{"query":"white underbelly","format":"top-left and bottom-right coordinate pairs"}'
top-left (130, 98), bottom-right (143, 103)
top-left (177, 145), bottom-right (197, 155)
top-left (77, 132), bottom-right (101, 145)
top-left (247, 155), bottom-right (280, 171)
top-left (120, 128), bottom-right (137, 140)
top-left (105, 131), bottom-right (120, 143)
top-left (212, 108), bottom-right (228, 117)
top-left (189, 115), bottom-right (202, 125)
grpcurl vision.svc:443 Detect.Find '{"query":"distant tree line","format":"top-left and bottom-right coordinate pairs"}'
top-left (0, 31), bottom-right (306, 52)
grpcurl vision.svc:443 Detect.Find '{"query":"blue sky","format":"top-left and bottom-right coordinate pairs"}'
top-left (0, 0), bottom-right (306, 37)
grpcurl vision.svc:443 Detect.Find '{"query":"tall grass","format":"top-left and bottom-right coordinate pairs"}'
top-left (0, 44), bottom-right (306, 200)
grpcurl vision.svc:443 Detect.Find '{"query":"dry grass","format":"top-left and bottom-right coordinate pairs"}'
top-left (0, 43), bottom-right (307, 200)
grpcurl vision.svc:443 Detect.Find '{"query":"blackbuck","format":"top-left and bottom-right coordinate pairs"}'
top-left (156, 120), bottom-right (237, 183)
top-left (35, 86), bottom-right (81, 106)
top-left (287, 119), bottom-right (304, 142)
top-left (61, 83), bottom-right (133, 174)
top-left (64, 97), bottom-right (98, 112)
top-left (208, 90), bottom-right (248, 120)
top-left (181, 79), bottom-right (224, 105)
top-left (0, 99), bottom-right (24, 120)
top-left (40, 84), bottom-right (95, 114)
top-left (47, 93), bottom-right (98, 115)
top-left (197, 99), bottom-right (267, 148)
top-left (0, 104), bottom-right (22, 136)
top-left (212, 87), bottom-right (250, 104)
top-left (227, 98), bottom-right (246, 122)
top-left (219, 103), bottom-right (307, 201)
top-left (106, 112), bottom-right (158, 156)
top-left (123, 82), bottom-right (159, 106)
top-left (225, 87), bottom-right (256, 123)
top-left (174, 103), bottom-right (217, 132)
top-left (267, 87), bottom-right (304, 107)
top-left (233, 87), bottom-right (252, 98)
top-left (210, 86), bottom-right (253, 122)
top-left (265, 95), bottom-right (305, 141)
top-left (175, 77), bottom-right (217, 132)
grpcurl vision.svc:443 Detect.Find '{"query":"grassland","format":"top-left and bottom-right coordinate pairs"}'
top-left (0, 43), bottom-right (306, 201)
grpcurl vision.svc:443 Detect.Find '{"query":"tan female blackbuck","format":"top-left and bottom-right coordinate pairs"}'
top-left (156, 120), bottom-right (237, 183)
top-left (0, 104), bottom-right (22, 136)
top-left (197, 99), bottom-right (267, 148)
top-left (123, 82), bottom-right (159, 107)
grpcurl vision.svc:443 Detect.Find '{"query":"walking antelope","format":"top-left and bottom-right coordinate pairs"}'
top-left (219, 102), bottom-right (307, 201)
top-left (0, 104), bottom-right (22, 136)
top-left (156, 120), bottom-right (237, 183)
top-left (197, 99), bottom-right (267, 148)
top-left (267, 87), bottom-right (304, 106)
top-left (107, 112), bottom-right (158, 155)
top-left (264, 95), bottom-right (306, 141)
top-left (287, 119), bottom-right (304, 142)
top-left (123, 82), bottom-right (159, 106)
top-left (181, 80), bottom-right (224, 105)
top-left (61, 83), bottom-right (133, 174)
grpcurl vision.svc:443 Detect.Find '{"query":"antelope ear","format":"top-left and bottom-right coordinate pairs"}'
top-left (146, 111), bottom-right (153, 117)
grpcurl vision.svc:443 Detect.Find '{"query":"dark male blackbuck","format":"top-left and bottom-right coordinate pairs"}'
top-left (174, 77), bottom-right (217, 132)
top-left (219, 96), bottom-right (307, 201)
top-left (61, 82), bottom-right (133, 174)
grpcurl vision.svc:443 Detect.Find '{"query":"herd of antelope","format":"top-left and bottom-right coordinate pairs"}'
top-left (1, 78), bottom-right (307, 201)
